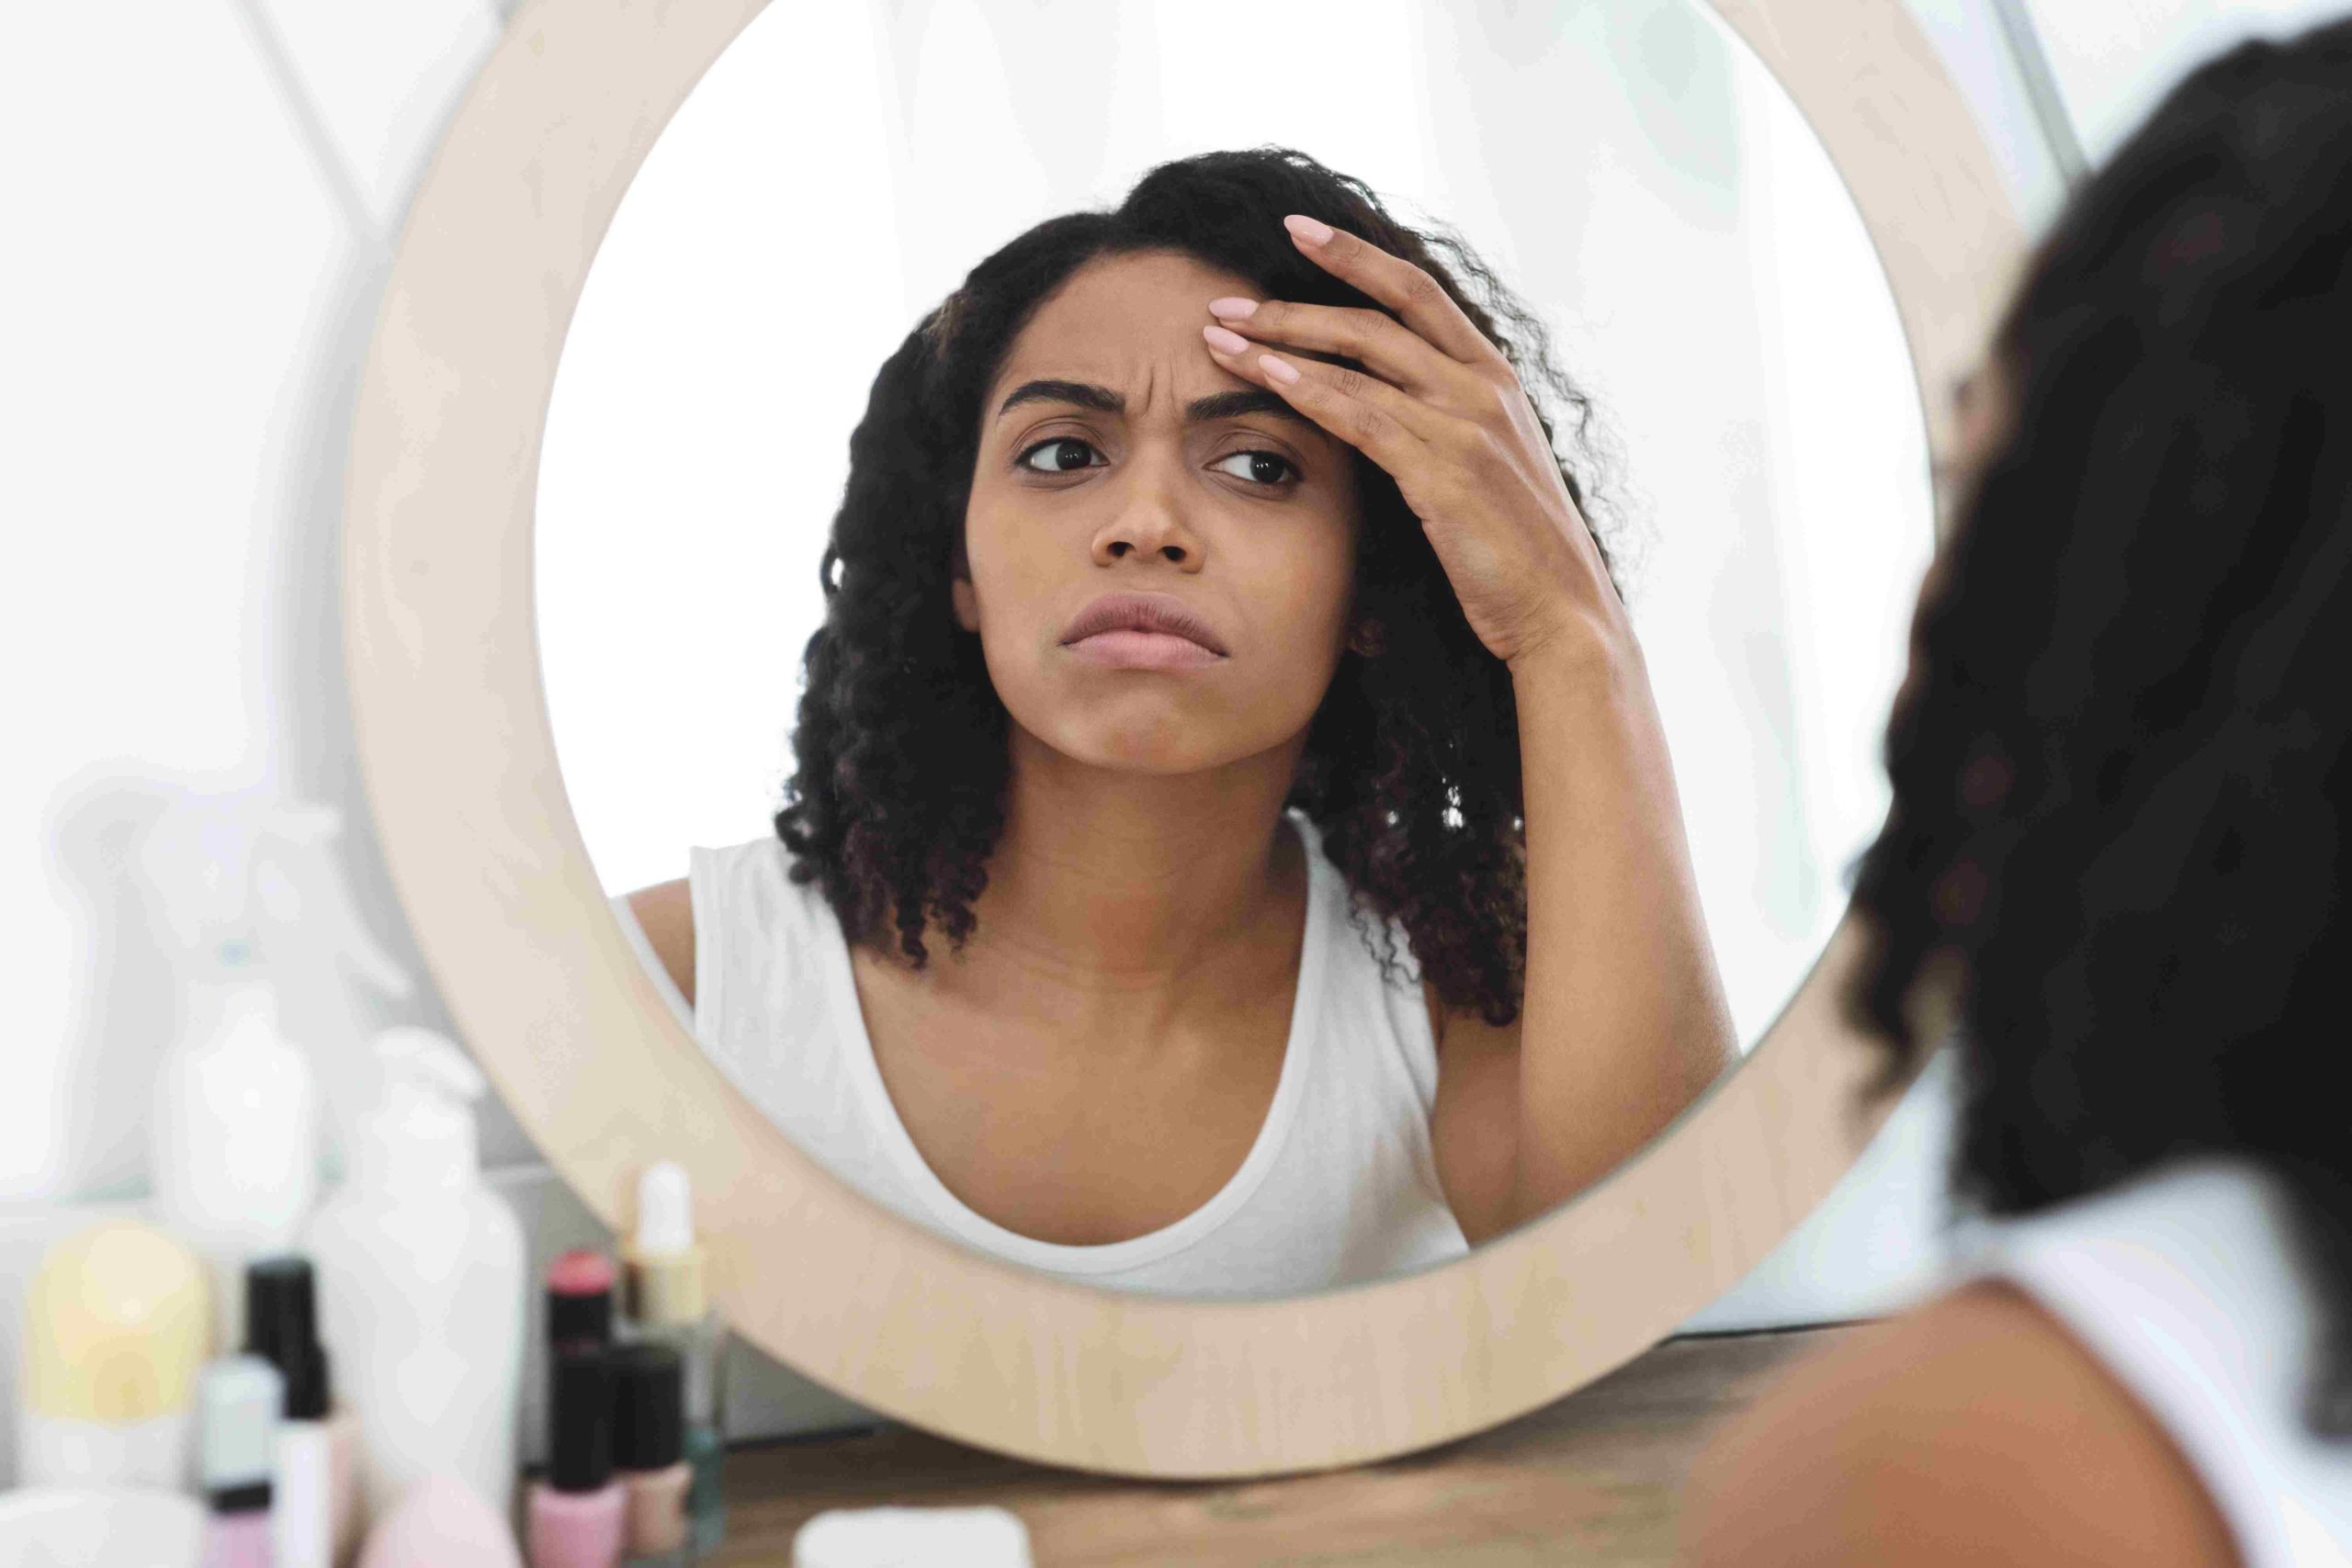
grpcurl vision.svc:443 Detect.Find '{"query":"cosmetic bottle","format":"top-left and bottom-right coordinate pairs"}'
top-left (526, 1348), bottom-right (626, 1568)
top-left (244, 1256), bottom-right (359, 1568)
top-left (355, 1470), bottom-right (526, 1568)
top-left (304, 1028), bottom-right (526, 1529)
top-left (548, 1250), bottom-right (616, 1352)
top-left (197, 1354), bottom-right (283, 1566)
top-left (617, 1164), bottom-right (726, 1555)
top-left (150, 947), bottom-right (315, 1358)
top-left (18, 1219), bottom-right (209, 1490)
top-left (139, 793), bottom-right (409, 1355)
top-left (608, 1343), bottom-right (690, 1568)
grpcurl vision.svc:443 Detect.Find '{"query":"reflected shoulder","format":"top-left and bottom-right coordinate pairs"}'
top-left (627, 878), bottom-right (695, 1007)
top-left (1680, 1282), bottom-right (2240, 1568)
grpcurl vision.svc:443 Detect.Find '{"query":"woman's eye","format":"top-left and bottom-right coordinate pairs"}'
top-left (1212, 449), bottom-right (1298, 487)
top-left (1017, 437), bottom-right (1102, 474)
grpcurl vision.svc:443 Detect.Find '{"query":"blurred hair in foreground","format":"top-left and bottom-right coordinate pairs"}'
top-left (1845, 17), bottom-right (2352, 1436)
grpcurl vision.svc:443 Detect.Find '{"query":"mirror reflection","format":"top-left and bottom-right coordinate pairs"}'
top-left (537, 0), bottom-right (1929, 1297)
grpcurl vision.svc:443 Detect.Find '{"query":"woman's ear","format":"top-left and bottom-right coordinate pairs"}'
top-left (1348, 617), bottom-right (1386, 658)
top-left (952, 575), bottom-right (981, 635)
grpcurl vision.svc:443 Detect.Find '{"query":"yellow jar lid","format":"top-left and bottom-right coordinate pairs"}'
top-left (22, 1220), bottom-right (209, 1423)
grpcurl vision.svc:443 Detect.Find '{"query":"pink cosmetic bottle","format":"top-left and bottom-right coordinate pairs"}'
top-left (244, 1256), bottom-right (359, 1568)
top-left (609, 1343), bottom-right (691, 1568)
top-left (198, 1354), bottom-right (283, 1568)
top-left (526, 1347), bottom-right (625, 1568)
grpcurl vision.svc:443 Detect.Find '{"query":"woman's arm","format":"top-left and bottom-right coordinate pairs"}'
top-left (626, 878), bottom-right (697, 1007)
top-left (1508, 635), bottom-right (1736, 1222)
top-left (1428, 637), bottom-right (1735, 1238)
top-left (1193, 219), bottom-right (1736, 1234)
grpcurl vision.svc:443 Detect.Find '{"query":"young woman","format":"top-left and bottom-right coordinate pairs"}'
top-left (628, 147), bottom-right (1736, 1295)
top-left (1686, 22), bottom-right (2352, 1562)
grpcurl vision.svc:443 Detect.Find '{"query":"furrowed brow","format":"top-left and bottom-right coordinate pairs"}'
top-left (994, 379), bottom-right (1320, 434)
top-left (1182, 389), bottom-right (1318, 434)
top-left (997, 378), bottom-right (1124, 420)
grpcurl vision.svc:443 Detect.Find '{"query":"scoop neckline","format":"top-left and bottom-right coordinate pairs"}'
top-left (817, 809), bottom-right (1329, 1275)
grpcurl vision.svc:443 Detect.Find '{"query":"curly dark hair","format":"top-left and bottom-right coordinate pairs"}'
top-left (1844, 21), bottom-right (2352, 1437)
top-left (773, 146), bottom-right (1620, 1029)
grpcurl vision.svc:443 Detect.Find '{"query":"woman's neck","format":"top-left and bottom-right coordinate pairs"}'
top-left (923, 734), bottom-right (1309, 1021)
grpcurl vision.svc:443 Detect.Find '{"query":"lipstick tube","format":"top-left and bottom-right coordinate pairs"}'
top-left (548, 1249), bottom-right (616, 1353)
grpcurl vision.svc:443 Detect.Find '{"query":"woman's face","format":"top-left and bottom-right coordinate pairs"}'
top-left (954, 250), bottom-right (1367, 775)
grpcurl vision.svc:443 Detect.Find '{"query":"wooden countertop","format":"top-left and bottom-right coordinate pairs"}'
top-left (708, 1324), bottom-right (1854, 1566)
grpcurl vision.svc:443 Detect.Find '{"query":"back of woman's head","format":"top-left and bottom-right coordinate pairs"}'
top-left (778, 146), bottom-right (1611, 1027)
top-left (1846, 19), bottom-right (2352, 1430)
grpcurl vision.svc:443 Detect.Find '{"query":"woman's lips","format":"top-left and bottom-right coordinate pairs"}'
top-left (1062, 629), bottom-right (1227, 670)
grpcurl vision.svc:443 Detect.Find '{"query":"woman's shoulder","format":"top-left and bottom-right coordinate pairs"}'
top-left (625, 836), bottom-right (808, 1010)
top-left (1681, 1281), bottom-right (2242, 1568)
top-left (625, 878), bottom-right (696, 1006)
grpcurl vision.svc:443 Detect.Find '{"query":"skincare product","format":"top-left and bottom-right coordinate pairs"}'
top-left (244, 1256), bottom-right (359, 1568)
top-left (618, 1164), bottom-right (725, 1555)
top-left (139, 792), bottom-right (409, 1354)
top-left (526, 1348), bottom-right (625, 1568)
top-left (355, 1471), bottom-right (525, 1568)
top-left (548, 1250), bottom-right (616, 1352)
top-left (18, 1219), bottom-right (209, 1490)
top-left (150, 957), bottom-right (314, 1359)
top-left (0, 1484), bottom-right (206, 1564)
top-left (792, 1506), bottom-right (1035, 1568)
top-left (304, 1029), bottom-right (526, 1528)
top-left (608, 1344), bottom-right (690, 1568)
top-left (197, 1354), bottom-right (283, 1567)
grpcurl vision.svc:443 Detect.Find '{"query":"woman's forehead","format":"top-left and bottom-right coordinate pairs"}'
top-left (989, 256), bottom-right (1347, 411)
top-left (1015, 254), bottom-right (1254, 346)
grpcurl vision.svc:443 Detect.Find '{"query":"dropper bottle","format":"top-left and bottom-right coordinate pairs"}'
top-left (617, 1163), bottom-right (727, 1556)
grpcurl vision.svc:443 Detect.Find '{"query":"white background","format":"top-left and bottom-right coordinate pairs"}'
top-left (6, 0), bottom-right (2346, 1472)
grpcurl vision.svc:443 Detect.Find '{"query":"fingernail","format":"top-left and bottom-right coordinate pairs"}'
top-left (1204, 323), bottom-right (1251, 355)
top-left (1283, 214), bottom-right (1333, 245)
top-left (1207, 297), bottom-right (1259, 320)
top-left (1259, 354), bottom-right (1300, 385)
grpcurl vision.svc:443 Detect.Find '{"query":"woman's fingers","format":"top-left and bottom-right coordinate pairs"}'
top-left (1204, 335), bottom-right (1473, 513)
top-left (1281, 215), bottom-right (1508, 371)
top-left (1207, 296), bottom-right (1492, 413)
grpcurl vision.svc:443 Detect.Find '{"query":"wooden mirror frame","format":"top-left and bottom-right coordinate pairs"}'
top-left (343, 0), bottom-right (2022, 1479)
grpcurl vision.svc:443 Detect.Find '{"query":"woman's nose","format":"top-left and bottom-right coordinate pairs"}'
top-left (1090, 459), bottom-right (1204, 567)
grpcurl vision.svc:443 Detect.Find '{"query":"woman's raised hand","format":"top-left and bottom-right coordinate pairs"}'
top-left (1201, 214), bottom-right (1628, 675)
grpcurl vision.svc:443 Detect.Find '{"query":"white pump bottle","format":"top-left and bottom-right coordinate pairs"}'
top-left (140, 789), bottom-right (411, 1354)
top-left (302, 1027), bottom-right (526, 1529)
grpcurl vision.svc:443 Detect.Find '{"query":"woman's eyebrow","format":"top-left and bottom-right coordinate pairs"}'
top-left (994, 378), bottom-right (1317, 434)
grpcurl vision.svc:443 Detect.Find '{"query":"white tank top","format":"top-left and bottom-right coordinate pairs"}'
top-left (676, 808), bottom-right (1471, 1297)
top-left (1952, 1156), bottom-right (2352, 1564)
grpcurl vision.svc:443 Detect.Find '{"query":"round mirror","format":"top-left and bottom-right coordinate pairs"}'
top-left (345, 0), bottom-right (2019, 1474)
